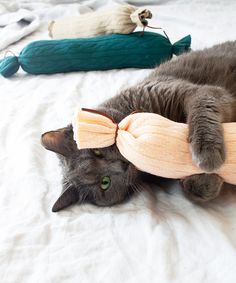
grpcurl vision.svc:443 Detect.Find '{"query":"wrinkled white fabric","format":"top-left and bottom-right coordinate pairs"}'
top-left (0, 1), bottom-right (236, 283)
top-left (0, 8), bottom-right (40, 50)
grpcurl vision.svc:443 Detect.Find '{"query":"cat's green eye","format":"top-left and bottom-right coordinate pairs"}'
top-left (101, 176), bottom-right (111, 191)
top-left (93, 149), bottom-right (102, 157)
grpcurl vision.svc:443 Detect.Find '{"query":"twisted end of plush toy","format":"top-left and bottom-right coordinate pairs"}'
top-left (172, 35), bottom-right (191, 56)
top-left (130, 8), bottom-right (152, 27)
top-left (73, 108), bottom-right (118, 149)
top-left (0, 56), bottom-right (20, 77)
top-left (48, 20), bottom-right (55, 38)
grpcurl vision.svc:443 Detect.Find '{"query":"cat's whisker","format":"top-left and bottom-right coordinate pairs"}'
top-left (131, 183), bottom-right (142, 194)
top-left (80, 189), bottom-right (90, 203)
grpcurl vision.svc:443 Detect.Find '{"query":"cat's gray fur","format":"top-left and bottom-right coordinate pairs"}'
top-left (42, 41), bottom-right (236, 212)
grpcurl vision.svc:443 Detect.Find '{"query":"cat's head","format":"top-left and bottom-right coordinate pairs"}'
top-left (41, 125), bottom-right (140, 212)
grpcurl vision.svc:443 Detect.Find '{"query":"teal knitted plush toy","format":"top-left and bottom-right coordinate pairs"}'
top-left (0, 32), bottom-right (191, 77)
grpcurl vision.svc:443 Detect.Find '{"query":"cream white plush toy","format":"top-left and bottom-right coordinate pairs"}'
top-left (48, 5), bottom-right (152, 39)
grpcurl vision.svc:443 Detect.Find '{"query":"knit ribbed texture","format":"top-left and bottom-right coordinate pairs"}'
top-left (49, 5), bottom-right (151, 39)
top-left (0, 32), bottom-right (191, 77)
top-left (74, 109), bottom-right (236, 186)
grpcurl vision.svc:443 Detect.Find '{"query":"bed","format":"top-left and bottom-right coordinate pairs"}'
top-left (1, 0), bottom-right (236, 282)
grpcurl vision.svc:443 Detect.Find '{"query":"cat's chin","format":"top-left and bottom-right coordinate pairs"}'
top-left (90, 187), bottom-right (135, 207)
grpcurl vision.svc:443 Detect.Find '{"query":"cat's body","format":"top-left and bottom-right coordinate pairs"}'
top-left (42, 41), bottom-right (236, 212)
top-left (99, 41), bottom-right (236, 122)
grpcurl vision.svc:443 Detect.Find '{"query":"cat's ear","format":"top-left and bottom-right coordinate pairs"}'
top-left (52, 186), bottom-right (79, 212)
top-left (41, 127), bottom-right (76, 157)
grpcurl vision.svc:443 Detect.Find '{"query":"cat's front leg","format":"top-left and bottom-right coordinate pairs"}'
top-left (181, 173), bottom-right (223, 202)
top-left (186, 86), bottom-right (234, 172)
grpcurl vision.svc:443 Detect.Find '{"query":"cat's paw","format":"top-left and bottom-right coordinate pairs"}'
top-left (190, 129), bottom-right (226, 172)
top-left (181, 173), bottom-right (223, 203)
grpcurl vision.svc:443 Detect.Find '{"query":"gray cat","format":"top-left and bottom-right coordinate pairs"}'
top-left (42, 41), bottom-right (236, 212)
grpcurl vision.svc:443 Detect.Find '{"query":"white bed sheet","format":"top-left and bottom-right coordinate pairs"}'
top-left (1, 1), bottom-right (236, 282)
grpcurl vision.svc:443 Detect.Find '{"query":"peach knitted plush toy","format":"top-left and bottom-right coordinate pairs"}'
top-left (73, 109), bottom-right (236, 185)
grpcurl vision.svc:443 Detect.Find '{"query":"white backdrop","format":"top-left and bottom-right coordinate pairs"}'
top-left (0, 1), bottom-right (236, 282)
